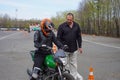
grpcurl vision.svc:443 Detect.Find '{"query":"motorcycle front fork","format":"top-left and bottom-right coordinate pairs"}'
top-left (57, 66), bottom-right (64, 80)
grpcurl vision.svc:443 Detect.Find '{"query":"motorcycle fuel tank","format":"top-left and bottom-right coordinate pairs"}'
top-left (44, 55), bottom-right (56, 69)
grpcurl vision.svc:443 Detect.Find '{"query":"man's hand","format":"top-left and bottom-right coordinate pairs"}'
top-left (78, 48), bottom-right (82, 54)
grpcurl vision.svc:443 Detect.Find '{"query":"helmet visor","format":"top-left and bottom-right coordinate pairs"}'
top-left (45, 21), bottom-right (54, 30)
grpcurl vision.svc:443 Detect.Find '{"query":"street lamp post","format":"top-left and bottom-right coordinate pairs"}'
top-left (15, 9), bottom-right (18, 27)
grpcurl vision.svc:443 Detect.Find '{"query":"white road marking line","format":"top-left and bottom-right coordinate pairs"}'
top-left (0, 32), bottom-right (21, 40)
top-left (83, 39), bottom-right (120, 49)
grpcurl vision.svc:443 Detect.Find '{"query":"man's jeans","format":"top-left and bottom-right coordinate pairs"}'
top-left (60, 50), bottom-right (83, 80)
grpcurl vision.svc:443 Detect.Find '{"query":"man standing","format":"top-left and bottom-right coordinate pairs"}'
top-left (57, 13), bottom-right (83, 80)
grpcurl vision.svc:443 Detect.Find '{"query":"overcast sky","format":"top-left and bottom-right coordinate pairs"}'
top-left (0, 0), bottom-right (82, 20)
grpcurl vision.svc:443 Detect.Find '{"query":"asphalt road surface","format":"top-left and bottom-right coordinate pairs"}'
top-left (0, 31), bottom-right (120, 80)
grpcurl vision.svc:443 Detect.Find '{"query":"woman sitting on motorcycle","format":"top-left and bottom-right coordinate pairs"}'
top-left (30, 18), bottom-right (64, 80)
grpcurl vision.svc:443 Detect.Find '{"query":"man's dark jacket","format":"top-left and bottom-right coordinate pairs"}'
top-left (57, 21), bottom-right (82, 52)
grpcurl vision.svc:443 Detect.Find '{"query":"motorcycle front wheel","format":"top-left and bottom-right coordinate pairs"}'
top-left (54, 73), bottom-right (75, 80)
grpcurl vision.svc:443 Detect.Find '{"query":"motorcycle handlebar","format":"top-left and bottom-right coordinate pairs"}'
top-left (41, 45), bottom-right (66, 58)
top-left (41, 44), bottom-right (52, 50)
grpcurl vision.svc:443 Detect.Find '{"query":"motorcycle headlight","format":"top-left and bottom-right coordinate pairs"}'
top-left (59, 58), bottom-right (67, 66)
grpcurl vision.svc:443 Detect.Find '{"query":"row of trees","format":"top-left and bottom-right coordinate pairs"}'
top-left (0, 14), bottom-right (40, 30)
top-left (0, 0), bottom-right (120, 37)
top-left (51, 0), bottom-right (120, 37)
top-left (78, 0), bottom-right (120, 37)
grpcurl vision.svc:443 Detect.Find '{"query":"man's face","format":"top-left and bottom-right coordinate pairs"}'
top-left (66, 15), bottom-right (73, 25)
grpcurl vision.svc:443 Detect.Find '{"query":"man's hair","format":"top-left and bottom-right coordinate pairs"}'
top-left (66, 13), bottom-right (74, 19)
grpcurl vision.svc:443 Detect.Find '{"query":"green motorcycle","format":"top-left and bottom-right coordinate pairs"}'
top-left (27, 46), bottom-right (75, 80)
